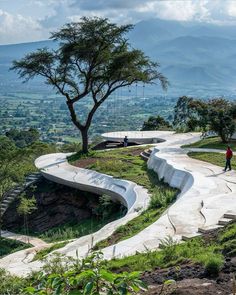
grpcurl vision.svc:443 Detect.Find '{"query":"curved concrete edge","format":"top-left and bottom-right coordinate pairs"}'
top-left (101, 131), bottom-right (174, 144)
top-left (148, 148), bottom-right (194, 195)
top-left (35, 153), bottom-right (149, 212)
top-left (7, 132), bottom-right (235, 276)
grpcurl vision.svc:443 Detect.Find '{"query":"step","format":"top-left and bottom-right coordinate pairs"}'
top-left (30, 173), bottom-right (41, 177)
top-left (4, 196), bottom-right (15, 200)
top-left (198, 225), bottom-right (223, 233)
top-left (218, 218), bottom-right (234, 226)
top-left (2, 199), bottom-right (12, 204)
top-left (224, 211), bottom-right (236, 220)
top-left (8, 193), bottom-right (17, 197)
top-left (13, 189), bottom-right (23, 194)
top-left (140, 152), bottom-right (149, 161)
top-left (182, 233), bottom-right (202, 241)
top-left (143, 151), bottom-right (151, 157)
top-left (25, 176), bottom-right (38, 180)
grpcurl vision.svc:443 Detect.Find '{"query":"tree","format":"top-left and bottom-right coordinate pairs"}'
top-left (12, 17), bottom-right (168, 153)
top-left (173, 96), bottom-right (208, 132)
top-left (208, 99), bottom-right (236, 143)
top-left (141, 115), bottom-right (171, 131)
top-left (6, 128), bottom-right (40, 148)
top-left (17, 194), bottom-right (37, 243)
top-left (173, 96), bottom-right (236, 142)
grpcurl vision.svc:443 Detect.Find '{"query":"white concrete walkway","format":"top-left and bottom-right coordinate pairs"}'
top-left (1, 132), bottom-right (236, 276)
top-left (0, 230), bottom-right (48, 247)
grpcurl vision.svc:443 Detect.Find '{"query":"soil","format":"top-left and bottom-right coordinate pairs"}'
top-left (73, 146), bottom-right (146, 168)
top-left (145, 278), bottom-right (232, 295)
top-left (142, 247), bottom-right (236, 295)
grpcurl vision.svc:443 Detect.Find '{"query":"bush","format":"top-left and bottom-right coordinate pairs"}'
top-left (149, 188), bottom-right (177, 209)
top-left (204, 255), bottom-right (223, 276)
top-left (159, 236), bottom-right (178, 263)
top-left (24, 252), bottom-right (147, 294)
top-left (0, 268), bottom-right (26, 294)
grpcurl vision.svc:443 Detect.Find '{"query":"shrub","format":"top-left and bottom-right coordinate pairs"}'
top-left (0, 268), bottom-right (26, 294)
top-left (24, 252), bottom-right (147, 294)
top-left (159, 236), bottom-right (178, 263)
top-left (204, 255), bottom-right (223, 276)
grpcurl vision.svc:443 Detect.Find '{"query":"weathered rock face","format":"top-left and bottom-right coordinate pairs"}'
top-left (2, 179), bottom-right (102, 233)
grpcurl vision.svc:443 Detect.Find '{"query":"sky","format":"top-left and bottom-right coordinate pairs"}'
top-left (1, 0), bottom-right (236, 44)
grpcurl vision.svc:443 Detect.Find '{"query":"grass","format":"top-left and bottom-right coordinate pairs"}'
top-left (183, 136), bottom-right (236, 151)
top-left (105, 236), bottom-right (223, 274)
top-left (32, 241), bottom-right (67, 261)
top-left (188, 151), bottom-right (236, 170)
top-left (105, 223), bottom-right (236, 276)
top-left (2, 223), bottom-right (236, 295)
top-left (0, 238), bottom-right (30, 258)
top-left (38, 211), bottom-right (124, 243)
top-left (70, 147), bottom-right (178, 249)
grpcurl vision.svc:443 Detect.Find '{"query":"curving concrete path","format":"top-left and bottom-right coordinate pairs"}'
top-left (1, 132), bottom-right (236, 276)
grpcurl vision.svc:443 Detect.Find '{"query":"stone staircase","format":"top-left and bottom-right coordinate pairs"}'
top-left (0, 172), bottom-right (42, 217)
top-left (140, 148), bottom-right (152, 161)
top-left (182, 211), bottom-right (236, 241)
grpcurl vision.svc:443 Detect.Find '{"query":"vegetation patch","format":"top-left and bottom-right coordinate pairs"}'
top-left (32, 241), bottom-right (67, 261)
top-left (183, 136), bottom-right (236, 151)
top-left (187, 151), bottom-right (236, 170)
top-left (1, 223), bottom-right (236, 294)
top-left (70, 147), bottom-right (178, 249)
top-left (0, 237), bottom-right (31, 258)
top-left (4, 181), bottom-right (125, 243)
top-left (38, 210), bottom-right (125, 243)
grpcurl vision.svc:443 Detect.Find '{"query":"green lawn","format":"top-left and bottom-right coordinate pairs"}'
top-left (70, 147), bottom-right (178, 249)
top-left (188, 151), bottom-right (236, 170)
top-left (183, 136), bottom-right (236, 151)
top-left (0, 238), bottom-right (30, 258)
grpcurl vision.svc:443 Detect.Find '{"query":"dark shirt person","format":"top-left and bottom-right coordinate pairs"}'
top-left (123, 136), bottom-right (128, 147)
top-left (224, 146), bottom-right (233, 171)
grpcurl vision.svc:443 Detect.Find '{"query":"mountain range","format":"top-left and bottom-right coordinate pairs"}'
top-left (1, 18), bottom-right (236, 96)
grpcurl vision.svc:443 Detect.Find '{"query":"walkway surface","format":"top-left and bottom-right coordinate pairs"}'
top-left (0, 230), bottom-right (48, 247)
top-left (1, 131), bottom-right (236, 277)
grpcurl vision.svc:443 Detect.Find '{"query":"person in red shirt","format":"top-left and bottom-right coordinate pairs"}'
top-left (224, 146), bottom-right (233, 171)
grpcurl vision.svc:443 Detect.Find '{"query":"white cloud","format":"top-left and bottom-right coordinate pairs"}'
top-left (1, 0), bottom-right (236, 44)
top-left (226, 1), bottom-right (236, 17)
top-left (0, 9), bottom-right (47, 44)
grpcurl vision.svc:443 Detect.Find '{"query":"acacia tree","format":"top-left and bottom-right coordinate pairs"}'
top-left (12, 17), bottom-right (168, 153)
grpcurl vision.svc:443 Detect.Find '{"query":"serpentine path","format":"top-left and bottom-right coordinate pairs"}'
top-left (1, 131), bottom-right (236, 276)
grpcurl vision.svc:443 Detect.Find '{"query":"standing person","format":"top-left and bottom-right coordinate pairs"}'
top-left (224, 146), bottom-right (233, 171)
top-left (123, 136), bottom-right (128, 147)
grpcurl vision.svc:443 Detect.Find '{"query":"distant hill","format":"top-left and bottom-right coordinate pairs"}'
top-left (1, 18), bottom-right (236, 95)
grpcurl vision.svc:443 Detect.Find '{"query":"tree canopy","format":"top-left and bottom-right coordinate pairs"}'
top-left (12, 17), bottom-right (168, 153)
top-left (141, 115), bottom-right (171, 131)
top-left (173, 96), bottom-right (236, 142)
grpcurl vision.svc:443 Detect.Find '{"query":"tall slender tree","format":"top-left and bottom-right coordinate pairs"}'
top-left (12, 17), bottom-right (168, 153)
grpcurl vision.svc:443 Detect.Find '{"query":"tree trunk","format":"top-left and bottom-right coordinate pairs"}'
top-left (81, 128), bottom-right (89, 153)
